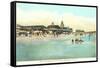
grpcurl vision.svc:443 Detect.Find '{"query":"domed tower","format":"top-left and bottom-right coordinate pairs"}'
top-left (60, 20), bottom-right (64, 28)
top-left (51, 22), bottom-right (54, 25)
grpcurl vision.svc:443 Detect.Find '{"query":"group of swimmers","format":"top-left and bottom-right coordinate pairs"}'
top-left (72, 39), bottom-right (84, 44)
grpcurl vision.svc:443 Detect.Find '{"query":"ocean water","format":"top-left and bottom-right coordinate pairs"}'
top-left (16, 34), bottom-right (96, 61)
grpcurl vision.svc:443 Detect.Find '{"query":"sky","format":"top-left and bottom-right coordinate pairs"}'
top-left (16, 3), bottom-right (96, 32)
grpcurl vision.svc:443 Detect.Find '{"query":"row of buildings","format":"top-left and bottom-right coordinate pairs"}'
top-left (16, 21), bottom-right (73, 36)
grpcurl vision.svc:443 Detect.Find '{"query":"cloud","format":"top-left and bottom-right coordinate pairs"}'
top-left (63, 13), bottom-right (96, 32)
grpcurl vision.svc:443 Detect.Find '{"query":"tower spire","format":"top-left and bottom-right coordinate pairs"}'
top-left (60, 20), bottom-right (64, 28)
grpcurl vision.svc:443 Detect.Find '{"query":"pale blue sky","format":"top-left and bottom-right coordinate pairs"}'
top-left (17, 3), bottom-right (96, 19)
top-left (16, 3), bottom-right (96, 31)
